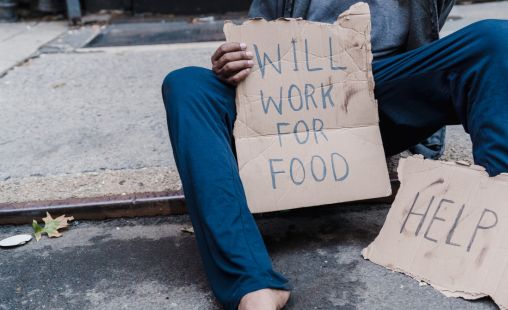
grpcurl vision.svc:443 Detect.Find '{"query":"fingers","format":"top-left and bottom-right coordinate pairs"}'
top-left (216, 59), bottom-right (254, 77)
top-left (213, 50), bottom-right (253, 72)
top-left (211, 42), bottom-right (254, 86)
top-left (211, 42), bottom-right (247, 63)
top-left (226, 68), bottom-right (251, 86)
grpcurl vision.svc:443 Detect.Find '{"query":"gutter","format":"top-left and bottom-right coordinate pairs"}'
top-left (0, 192), bottom-right (186, 225)
top-left (0, 179), bottom-right (399, 225)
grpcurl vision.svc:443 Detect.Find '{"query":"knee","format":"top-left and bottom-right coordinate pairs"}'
top-left (468, 19), bottom-right (508, 58)
top-left (161, 66), bottom-right (212, 113)
top-left (468, 19), bottom-right (508, 37)
top-left (162, 66), bottom-right (210, 93)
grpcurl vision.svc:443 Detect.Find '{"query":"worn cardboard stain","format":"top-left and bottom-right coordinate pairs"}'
top-left (363, 155), bottom-right (508, 309)
top-left (223, 2), bottom-right (391, 213)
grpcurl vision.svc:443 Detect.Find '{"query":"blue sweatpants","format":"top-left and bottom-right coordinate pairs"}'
top-left (161, 20), bottom-right (508, 309)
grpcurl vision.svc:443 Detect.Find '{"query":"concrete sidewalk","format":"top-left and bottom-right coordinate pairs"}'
top-left (5, 1), bottom-right (508, 209)
top-left (0, 41), bottom-right (221, 217)
top-left (0, 2), bottom-right (505, 209)
top-left (0, 205), bottom-right (498, 309)
top-left (0, 21), bottom-right (67, 76)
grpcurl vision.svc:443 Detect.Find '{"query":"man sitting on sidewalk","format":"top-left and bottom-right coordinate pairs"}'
top-left (161, 0), bottom-right (508, 309)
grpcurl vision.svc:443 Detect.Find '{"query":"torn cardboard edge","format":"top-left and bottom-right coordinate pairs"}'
top-left (228, 17), bottom-right (304, 23)
top-left (225, 2), bottom-right (369, 26)
top-left (363, 155), bottom-right (508, 310)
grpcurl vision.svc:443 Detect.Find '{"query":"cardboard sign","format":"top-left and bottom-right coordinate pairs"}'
top-left (363, 156), bottom-right (508, 309)
top-left (223, 2), bottom-right (391, 213)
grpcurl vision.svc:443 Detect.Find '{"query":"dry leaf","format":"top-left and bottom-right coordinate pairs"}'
top-left (32, 221), bottom-right (44, 241)
top-left (33, 212), bottom-right (74, 241)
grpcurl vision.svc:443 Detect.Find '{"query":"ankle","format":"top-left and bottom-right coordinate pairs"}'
top-left (238, 288), bottom-right (290, 310)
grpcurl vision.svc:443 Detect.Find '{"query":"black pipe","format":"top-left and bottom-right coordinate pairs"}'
top-left (38, 0), bottom-right (65, 12)
top-left (0, 194), bottom-right (187, 225)
top-left (0, 0), bottom-right (17, 22)
top-left (66, 0), bottom-right (81, 24)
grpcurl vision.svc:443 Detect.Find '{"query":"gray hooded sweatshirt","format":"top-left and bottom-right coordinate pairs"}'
top-left (248, 0), bottom-right (455, 60)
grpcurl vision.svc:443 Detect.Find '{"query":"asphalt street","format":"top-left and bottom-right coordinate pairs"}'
top-left (0, 205), bottom-right (499, 309)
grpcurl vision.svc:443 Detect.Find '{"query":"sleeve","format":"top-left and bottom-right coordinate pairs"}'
top-left (436, 0), bottom-right (455, 29)
top-left (248, 0), bottom-right (283, 20)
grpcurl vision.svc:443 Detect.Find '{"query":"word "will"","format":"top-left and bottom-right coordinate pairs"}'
top-left (253, 37), bottom-right (347, 78)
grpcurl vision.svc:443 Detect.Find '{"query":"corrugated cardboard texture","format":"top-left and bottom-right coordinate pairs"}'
top-left (224, 2), bottom-right (391, 213)
top-left (363, 156), bottom-right (508, 309)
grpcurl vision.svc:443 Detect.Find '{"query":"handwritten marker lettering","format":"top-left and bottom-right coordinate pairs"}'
top-left (252, 35), bottom-right (351, 190)
top-left (400, 193), bottom-right (499, 252)
top-left (253, 36), bottom-right (347, 78)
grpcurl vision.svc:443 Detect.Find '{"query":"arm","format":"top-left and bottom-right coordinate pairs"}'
top-left (248, 0), bottom-right (282, 19)
top-left (437, 0), bottom-right (455, 29)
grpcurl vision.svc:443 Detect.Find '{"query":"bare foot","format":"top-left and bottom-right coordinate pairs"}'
top-left (238, 288), bottom-right (290, 310)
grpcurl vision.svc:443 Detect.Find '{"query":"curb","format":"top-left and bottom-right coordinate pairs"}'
top-left (0, 181), bottom-right (399, 225)
top-left (0, 191), bottom-right (186, 225)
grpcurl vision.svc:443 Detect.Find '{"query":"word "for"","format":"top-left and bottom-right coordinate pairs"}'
top-left (276, 118), bottom-right (328, 147)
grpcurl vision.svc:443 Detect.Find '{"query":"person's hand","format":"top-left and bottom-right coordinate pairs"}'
top-left (211, 42), bottom-right (254, 86)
